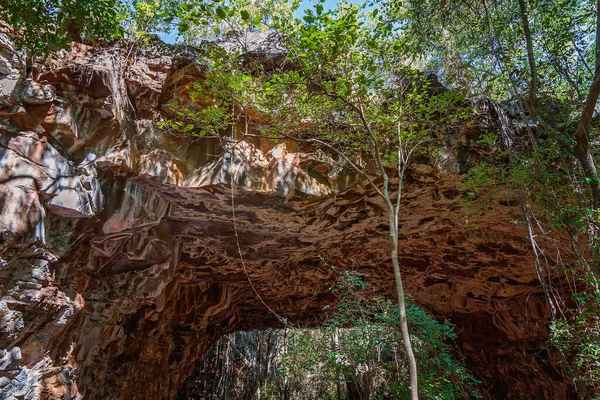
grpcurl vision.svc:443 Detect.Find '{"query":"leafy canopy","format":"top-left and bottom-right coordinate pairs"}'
top-left (0, 0), bottom-right (124, 56)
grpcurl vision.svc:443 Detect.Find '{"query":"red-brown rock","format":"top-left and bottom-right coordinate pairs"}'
top-left (0, 36), bottom-right (574, 400)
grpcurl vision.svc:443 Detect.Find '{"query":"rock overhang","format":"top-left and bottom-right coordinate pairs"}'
top-left (0, 35), bottom-right (574, 399)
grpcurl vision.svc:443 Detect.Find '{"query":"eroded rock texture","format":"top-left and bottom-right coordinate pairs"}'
top-left (0, 36), bottom-right (573, 399)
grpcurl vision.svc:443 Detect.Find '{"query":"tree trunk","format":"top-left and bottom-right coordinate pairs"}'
top-left (574, 74), bottom-right (600, 209)
top-left (387, 206), bottom-right (419, 400)
top-left (596, 0), bottom-right (600, 79)
top-left (332, 327), bottom-right (342, 400)
top-left (517, 0), bottom-right (538, 111)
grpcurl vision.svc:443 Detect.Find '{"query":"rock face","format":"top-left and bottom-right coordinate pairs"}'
top-left (0, 38), bottom-right (573, 400)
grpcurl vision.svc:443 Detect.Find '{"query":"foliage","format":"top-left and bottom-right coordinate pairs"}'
top-left (263, 3), bottom-right (466, 158)
top-left (158, 45), bottom-right (263, 138)
top-left (280, 270), bottom-right (481, 399)
top-left (162, 1), bottom-right (473, 158)
top-left (387, 0), bottom-right (596, 108)
top-left (157, 0), bottom-right (299, 43)
top-left (121, 0), bottom-right (170, 43)
top-left (163, 4), bottom-right (475, 397)
top-left (184, 271), bottom-right (480, 400)
top-left (388, 1), bottom-right (600, 395)
top-left (177, 329), bottom-right (283, 400)
top-left (550, 287), bottom-right (600, 394)
top-left (0, 0), bottom-right (124, 57)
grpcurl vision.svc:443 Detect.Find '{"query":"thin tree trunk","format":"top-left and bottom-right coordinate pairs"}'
top-left (359, 102), bottom-right (418, 399)
top-left (254, 333), bottom-right (262, 399)
top-left (332, 327), bottom-right (342, 400)
top-left (212, 339), bottom-right (221, 398)
top-left (574, 74), bottom-right (600, 208)
top-left (387, 203), bottom-right (419, 400)
top-left (517, 0), bottom-right (538, 110)
top-left (596, 0), bottom-right (600, 79)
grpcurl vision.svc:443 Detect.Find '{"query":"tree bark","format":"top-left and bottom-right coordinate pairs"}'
top-left (574, 74), bottom-right (600, 208)
top-left (517, 0), bottom-right (538, 111)
top-left (387, 204), bottom-right (419, 400)
top-left (596, 0), bottom-right (600, 79)
top-left (332, 328), bottom-right (342, 400)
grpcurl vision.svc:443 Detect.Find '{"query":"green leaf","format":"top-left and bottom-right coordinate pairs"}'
top-left (240, 9), bottom-right (250, 21)
top-left (216, 7), bottom-right (226, 20)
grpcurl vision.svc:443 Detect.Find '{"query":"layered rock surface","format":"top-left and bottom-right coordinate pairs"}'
top-left (0, 38), bottom-right (573, 399)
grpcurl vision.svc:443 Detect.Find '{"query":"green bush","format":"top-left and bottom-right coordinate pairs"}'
top-left (280, 270), bottom-right (481, 399)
